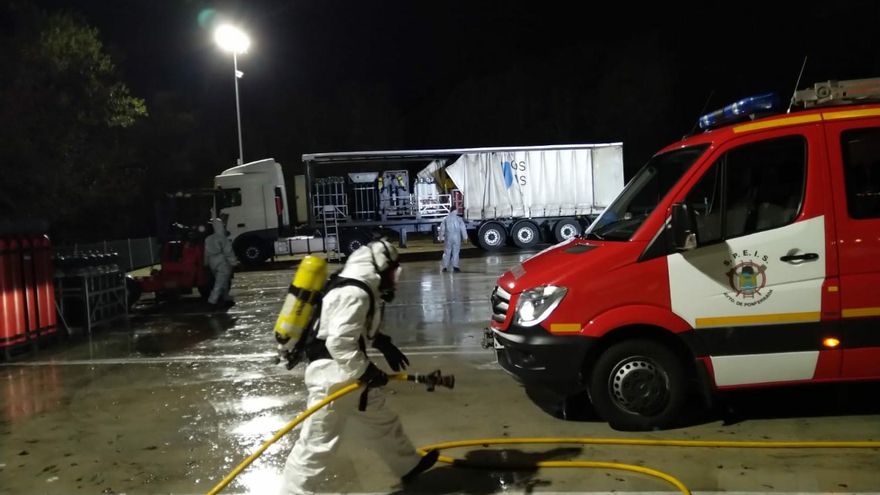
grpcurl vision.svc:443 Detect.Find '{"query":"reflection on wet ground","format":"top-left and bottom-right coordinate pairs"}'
top-left (1, 250), bottom-right (879, 494)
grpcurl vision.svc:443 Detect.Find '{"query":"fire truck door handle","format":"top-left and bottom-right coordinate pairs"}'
top-left (237, 223), bottom-right (246, 228)
top-left (780, 252), bottom-right (819, 262)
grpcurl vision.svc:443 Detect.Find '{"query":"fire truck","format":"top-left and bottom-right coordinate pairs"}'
top-left (485, 78), bottom-right (880, 430)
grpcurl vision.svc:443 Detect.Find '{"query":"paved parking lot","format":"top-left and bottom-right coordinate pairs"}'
top-left (1, 251), bottom-right (879, 494)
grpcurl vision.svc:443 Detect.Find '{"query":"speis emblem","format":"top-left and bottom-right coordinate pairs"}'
top-left (726, 261), bottom-right (767, 298)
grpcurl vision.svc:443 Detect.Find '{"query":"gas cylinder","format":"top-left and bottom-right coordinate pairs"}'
top-left (273, 255), bottom-right (328, 344)
top-left (1, 238), bottom-right (26, 349)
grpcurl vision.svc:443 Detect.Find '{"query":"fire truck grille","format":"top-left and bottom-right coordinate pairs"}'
top-left (491, 286), bottom-right (511, 323)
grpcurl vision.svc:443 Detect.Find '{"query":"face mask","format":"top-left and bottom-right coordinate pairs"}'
top-left (371, 240), bottom-right (401, 302)
top-left (380, 287), bottom-right (396, 303)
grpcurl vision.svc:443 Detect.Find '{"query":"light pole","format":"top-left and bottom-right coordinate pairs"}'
top-left (214, 24), bottom-right (250, 165)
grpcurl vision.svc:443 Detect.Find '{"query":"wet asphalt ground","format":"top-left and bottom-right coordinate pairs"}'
top-left (1, 249), bottom-right (879, 494)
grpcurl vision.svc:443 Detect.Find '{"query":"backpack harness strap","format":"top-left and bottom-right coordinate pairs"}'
top-left (304, 277), bottom-right (376, 362)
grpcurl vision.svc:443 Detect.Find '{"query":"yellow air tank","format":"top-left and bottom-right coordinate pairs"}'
top-left (274, 255), bottom-right (328, 343)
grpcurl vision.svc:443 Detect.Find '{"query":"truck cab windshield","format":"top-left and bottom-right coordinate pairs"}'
top-left (587, 145), bottom-right (708, 241)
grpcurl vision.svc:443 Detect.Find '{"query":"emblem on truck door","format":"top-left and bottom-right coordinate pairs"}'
top-left (723, 250), bottom-right (772, 306)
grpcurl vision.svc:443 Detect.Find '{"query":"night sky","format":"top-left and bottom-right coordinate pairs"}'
top-left (20, 1), bottom-right (880, 181)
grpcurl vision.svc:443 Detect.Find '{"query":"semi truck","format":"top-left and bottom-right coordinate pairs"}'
top-left (213, 143), bottom-right (625, 265)
top-left (213, 159), bottom-right (290, 265)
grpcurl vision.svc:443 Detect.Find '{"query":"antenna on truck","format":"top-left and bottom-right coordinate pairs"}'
top-left (685, 89), bottom-right (715, 138)
top-left (786, 56), bottom-right (808, 113)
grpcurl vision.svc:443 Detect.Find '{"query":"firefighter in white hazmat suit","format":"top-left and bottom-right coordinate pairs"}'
top-left (280, 239), bottom-right (438, 494)
top-left (204, 218), bottom-right (237, 308)
top-left (439, 205), bottom-right (468, 272)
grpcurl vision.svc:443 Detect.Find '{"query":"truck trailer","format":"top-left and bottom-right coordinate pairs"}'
top-left (213, 143), bottom-right (624, 264)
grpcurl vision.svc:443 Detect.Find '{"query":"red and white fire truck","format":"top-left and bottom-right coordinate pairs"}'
top-left (486, 78), bottom-right (880, 430)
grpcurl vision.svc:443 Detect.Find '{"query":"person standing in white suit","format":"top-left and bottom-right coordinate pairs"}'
top-left (204, 218), bottom-right (237, 309)
top-left (439, 205), bottom-right (468, 272)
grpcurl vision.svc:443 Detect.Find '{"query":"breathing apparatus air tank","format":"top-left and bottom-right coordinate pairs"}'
top-left (274, 255), bottom-right (328, 346)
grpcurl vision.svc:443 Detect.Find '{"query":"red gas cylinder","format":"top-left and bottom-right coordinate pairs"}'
top-left (33, 235), bottom-right (57, 337)
top-left (1, 238), bottom-right (27, 349)
top-left (19, 237), bottom-right (39, 337)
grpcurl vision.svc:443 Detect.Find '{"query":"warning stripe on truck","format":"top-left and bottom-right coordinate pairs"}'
top-left (695, 311), bottom-right (820, 328)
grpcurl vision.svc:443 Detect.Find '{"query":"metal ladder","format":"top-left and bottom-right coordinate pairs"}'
top-left (322, 205), bottom-right (342, 262)
top-left (794, 78), bottom-right (880, 108)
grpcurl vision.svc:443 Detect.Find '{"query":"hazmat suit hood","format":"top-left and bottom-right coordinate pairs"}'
top-left (211, 218), bottom-right (228, 237)
top-left (339, 240), bottom-right (399, 296)
top-left (338, 245), bottom-right (382, 293)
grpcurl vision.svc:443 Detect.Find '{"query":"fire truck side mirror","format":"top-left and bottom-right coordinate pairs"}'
top-left (670, 203), bottom-right (697, 251)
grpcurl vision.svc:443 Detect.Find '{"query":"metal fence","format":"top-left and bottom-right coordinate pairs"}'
top-left (54, 237), bottom-right (161, 273)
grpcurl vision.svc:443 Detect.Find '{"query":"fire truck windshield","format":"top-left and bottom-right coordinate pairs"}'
top-left (587, 145), bottom-right (708, 241)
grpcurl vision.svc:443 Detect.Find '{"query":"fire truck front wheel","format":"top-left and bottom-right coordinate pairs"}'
top-left (589, 339), bottom-right (687, 430)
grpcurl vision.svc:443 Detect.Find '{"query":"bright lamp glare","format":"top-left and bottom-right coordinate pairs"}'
top-left (823, 337), bottom-right (840, 348)
top-left (214, 25), bottom-right (250, 54)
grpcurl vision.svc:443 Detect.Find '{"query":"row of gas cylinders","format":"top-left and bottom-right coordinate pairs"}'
top-left (54, 251), bottom-right (122, 276)
top-left (0, 236), bottom-right (58, 354)
top-left (53, 250), bottom-right (127, 329)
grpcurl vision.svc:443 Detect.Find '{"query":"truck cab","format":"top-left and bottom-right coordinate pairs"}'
top-left (488, 78), bottom-right (880, 430)
top-left (214, 158), bottom-right (289, 265)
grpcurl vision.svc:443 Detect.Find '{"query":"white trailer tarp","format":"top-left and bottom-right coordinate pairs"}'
top-left (443, 144), bottom-right (624, 221)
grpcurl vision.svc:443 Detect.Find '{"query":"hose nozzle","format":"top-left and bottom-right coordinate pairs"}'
top-left (407, 370), bottom-right (455, 391)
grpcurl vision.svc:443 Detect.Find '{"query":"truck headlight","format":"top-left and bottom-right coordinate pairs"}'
top-left (514, 286), bottom-right (567, 327)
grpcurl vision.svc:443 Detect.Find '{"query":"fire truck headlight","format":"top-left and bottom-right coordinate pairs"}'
top-left (514, 286), bottom-right (567, 327)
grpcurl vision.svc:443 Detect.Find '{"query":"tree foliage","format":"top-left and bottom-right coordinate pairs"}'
top-left (0, 5), bottom-right (147, 240)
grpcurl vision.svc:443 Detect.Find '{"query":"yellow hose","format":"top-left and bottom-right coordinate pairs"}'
top-left (418, 437), bottom-right (880, 495)
top-left (419, 436), bottom-right (880, 451)
top-left (205, 381), bottom-right (362, 495)
top-left (207, 374), bottom-right (880, 495)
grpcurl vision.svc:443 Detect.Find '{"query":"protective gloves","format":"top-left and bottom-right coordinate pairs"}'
top-left (372, 333), bottom-right (410, 371)
top-left (358, 362), bottom-right (389, 388)
top-left (357, 362), bottom-right (388, 411)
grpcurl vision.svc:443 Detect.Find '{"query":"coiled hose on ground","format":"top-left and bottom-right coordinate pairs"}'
top-left (207, 373), bottom-right (880, 495)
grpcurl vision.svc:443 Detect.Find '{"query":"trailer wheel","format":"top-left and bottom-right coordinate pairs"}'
top-left (588, 339), bottom-right (687, 430)
top-left (553, 218), bottom-right (581, 243)
top-left (511, 220), bottom-right (540, 249)
top-left (235, 237), bottom-right (271, 266)
top-left (340, 231), bottom-right (371, 255)
top-left (477, 222), bottom-right (506, 251)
